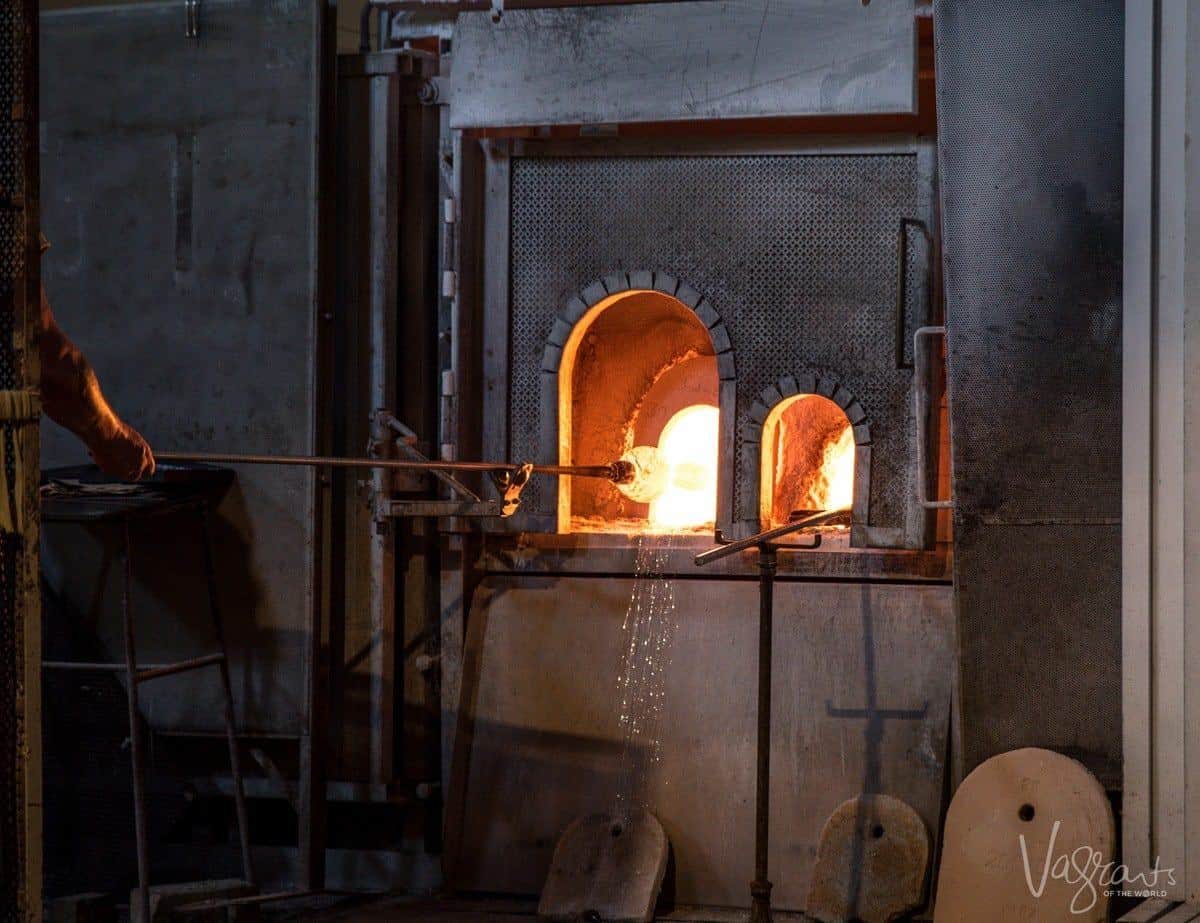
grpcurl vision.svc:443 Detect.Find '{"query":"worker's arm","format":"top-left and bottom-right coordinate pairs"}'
top-left (39, 285), bottom-right (155, 480)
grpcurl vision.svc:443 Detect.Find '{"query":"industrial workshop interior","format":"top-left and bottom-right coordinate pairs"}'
top-left (0, 0), bottom-right (1194, 920)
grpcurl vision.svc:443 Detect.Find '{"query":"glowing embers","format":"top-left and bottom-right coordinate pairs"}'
top-left (618, 404), bottom-right (719, 532)
top-left (760, 394), bottom-right (855, 530)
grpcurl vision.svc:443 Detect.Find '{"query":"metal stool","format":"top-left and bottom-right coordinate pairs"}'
top-left (42, 475), bottom-right (253, 922)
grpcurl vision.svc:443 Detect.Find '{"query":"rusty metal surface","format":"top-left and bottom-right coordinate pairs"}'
top-left (39, 1), bottom-right (320, 735)
top-left (0, 0), bottom-right (41, 915)
top-left (449, 0), bottom-right (916, 128)
top-left (934, 0), bottom-right (1123, 779)
top-left (499, 142), bottom-right (934, 541)
top-left (449, 576), bottom-right (953, 910)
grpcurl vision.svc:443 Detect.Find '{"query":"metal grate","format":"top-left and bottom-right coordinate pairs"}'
top-left (0, 0), bottom-right (37, 917)
top-left (508, 153), bottom-right (928, 529)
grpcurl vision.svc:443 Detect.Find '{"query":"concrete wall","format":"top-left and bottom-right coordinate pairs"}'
top-left (39, 1), bottom-right (320, 735)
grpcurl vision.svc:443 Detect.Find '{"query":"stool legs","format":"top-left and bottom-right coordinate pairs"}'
top-left (121, 518), bottom-right (152, 923)
top-left (199, 508), bottom-right (255, 886)
top-left (121, 508), bottom-right (255, 923)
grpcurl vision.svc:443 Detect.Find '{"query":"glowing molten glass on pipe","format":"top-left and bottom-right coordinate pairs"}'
top-left (615, 403), bottom-right (720, 531)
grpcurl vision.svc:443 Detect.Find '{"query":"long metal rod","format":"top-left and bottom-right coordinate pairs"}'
top-left (380, 414), bottom-right (480, 501)
top-left (695, 512), bottom-right (849, 923)
top-left (750, 545), bottom-right (776, 923)
top-left (155, 450), bottom-right (622, 482)
top-left (43, 661), bottom-right (208, 673)
top-left (693, 509), bottom-right (849, 566)
top-left (134, 653), bottom-right (225, 685)
top-left (200, 508), bottom-right (256, 886)
top-left (121, 520), bottom-right (152, 923)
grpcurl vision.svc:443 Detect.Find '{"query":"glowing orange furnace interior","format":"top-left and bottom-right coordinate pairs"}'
top-left (558, 289), bottom-right (854, 535)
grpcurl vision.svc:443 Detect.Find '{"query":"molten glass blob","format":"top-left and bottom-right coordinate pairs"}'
top-left (616, 445), bottom-right (670, 504)
top-left (616, 404), bottom-right (719, 531)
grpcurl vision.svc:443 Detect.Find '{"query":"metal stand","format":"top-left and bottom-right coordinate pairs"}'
top-left (695, 510), bottom-right (849, 923)
top-left (749, 544), bottom-right (776, 923)
top-left (43, 494), bottom-right (254, 923)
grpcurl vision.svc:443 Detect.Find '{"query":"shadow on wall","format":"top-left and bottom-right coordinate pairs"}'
top-left (40, 481), bottom-right (268, 730)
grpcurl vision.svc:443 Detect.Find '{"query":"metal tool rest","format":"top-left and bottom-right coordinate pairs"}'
top-left (40, 466), bottom-right (253, 923)
top-left (695, 509), bottom-right (850, 923)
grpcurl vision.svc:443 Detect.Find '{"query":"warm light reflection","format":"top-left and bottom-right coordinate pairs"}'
top-left (648, 404), bottom-right (719, 530)
top-left (759, 394), bottom-right (856, 529)
top-left (820, 425), bottom-right (856, 512)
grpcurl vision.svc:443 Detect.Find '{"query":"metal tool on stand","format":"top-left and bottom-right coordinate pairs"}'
top-left (695, 509), bottom-right (851, 923)
top-left (156, 444), bottom-right (633, 519)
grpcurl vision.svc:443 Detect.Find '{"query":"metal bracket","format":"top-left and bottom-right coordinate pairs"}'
top-left (372, 411), bottom-right (529, 519)
top-left (712, 526), bottom-right (822, 552)
top-left (490, 463), bottom-right (532, 517)
top-left (184, 0), bottom-right (200, 39)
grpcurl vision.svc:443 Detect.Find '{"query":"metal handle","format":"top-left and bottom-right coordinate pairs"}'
top-left (895, 217), bottom-right (933, 370)
top-left (913, 325), bottom-right (953, 510)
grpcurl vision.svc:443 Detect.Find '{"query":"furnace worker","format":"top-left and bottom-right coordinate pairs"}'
top-left (38, 234), bottom-right (155, 480)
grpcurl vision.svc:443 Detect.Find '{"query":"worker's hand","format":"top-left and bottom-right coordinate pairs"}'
top-left (89, 422), bottom-right (156, 481)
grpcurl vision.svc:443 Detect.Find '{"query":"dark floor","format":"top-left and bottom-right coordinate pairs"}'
top-left (259, 896), bottom-right (815, 922)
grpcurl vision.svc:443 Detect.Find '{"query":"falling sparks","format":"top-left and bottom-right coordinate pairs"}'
top-left (613, 532), bottom-right (678, 814)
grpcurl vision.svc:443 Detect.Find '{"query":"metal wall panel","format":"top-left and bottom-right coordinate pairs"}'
top-left (449, 576), bottom-right (953, 910)
top-left (39, 0), bottom-right (320, 734)
top-left (449, 0), bottom-right (916, 128)
top-left (934, 0), bottom-right (1123, 779)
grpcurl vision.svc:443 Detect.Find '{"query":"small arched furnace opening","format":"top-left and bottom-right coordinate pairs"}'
top-left (759, 393), bottom-right (855, 530)
top-left (557, 289), bottom-right (719, 534)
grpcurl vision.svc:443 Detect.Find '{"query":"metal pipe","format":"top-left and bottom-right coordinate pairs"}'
top-left (693, 510), bottom-right (850, 566)
top-left (380, 414), bottom-right (480, 500)
top-left (121, 520), bottom-right (152, 923)
top-left (134, 653), bottom-right (225, 685)
top-left (200, 509), bottom-right (256, 886)
top-left (750, 544), bottom-right (776, 923)
top-left (43, 661), bottom-right (187, 673)
top-left (155, 450), bottom-right (629, 483)
top-left (695, 511), bottom-right (848, 923)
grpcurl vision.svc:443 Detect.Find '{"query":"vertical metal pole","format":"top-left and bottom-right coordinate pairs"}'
top-left (121, 519), bottom-right (152, 923)
top-left (199, 508), bottom-right (255, 886)
top-left (750, 543), bottom-right (776, 923)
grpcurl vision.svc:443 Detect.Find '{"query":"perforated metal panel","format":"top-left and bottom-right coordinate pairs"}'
top-left (505, 149), bottom-right (932, 534)
top-left (0, 0), bottom-right (37, 916)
